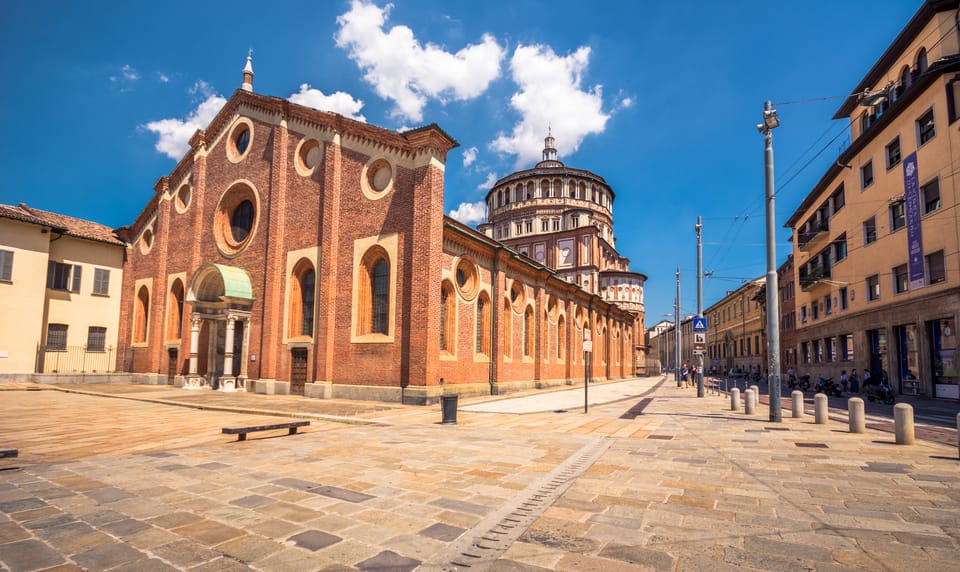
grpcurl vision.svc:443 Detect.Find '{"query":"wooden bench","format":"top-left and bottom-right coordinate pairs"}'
top-left (0, 449), bottom-right (19, 459)
top-left (222, 421), bottom-right (310, 441)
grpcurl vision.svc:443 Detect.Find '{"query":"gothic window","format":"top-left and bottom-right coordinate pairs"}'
top-left (358, 248), bottom-right (390, 335)
top-left (167, 279), bottom-right (185, 340)
top-left (440, 281), bottom-right (455, 352)
top-left (134, 285), bottom-right (149, 343)
top-left (289, 260), bottom-right (316, 337)
top-left (476, 293), bottom-right (490, 355)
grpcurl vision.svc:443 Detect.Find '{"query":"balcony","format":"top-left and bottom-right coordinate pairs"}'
top-left (799, 264), bottom-right (831, 291)
top-left (797, 219), bottom-right (829, 251)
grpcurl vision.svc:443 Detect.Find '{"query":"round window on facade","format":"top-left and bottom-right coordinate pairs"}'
top-left (296, 138), bottom-right (322, 176)
top-left (214, 183), bottom-right (259, 257)
top-left (454, 258), bottom-right (479, 300)
top-left (139, 227), bottom-right (154, 255)
top-left (227, 119), bottom-right (254, 163)
top-left (361, 158), bottom-right (394, 199)
top-left (175, 184), bottom-right (192, 213)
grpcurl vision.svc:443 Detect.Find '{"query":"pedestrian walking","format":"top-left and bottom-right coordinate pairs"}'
top-left (840, 370), bottom-right (848, 394)
top-left (849, 368), bottom-right (859, 394)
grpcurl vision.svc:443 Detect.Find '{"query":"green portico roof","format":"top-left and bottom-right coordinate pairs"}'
top-left (212, 264), bottom-right (254, 300)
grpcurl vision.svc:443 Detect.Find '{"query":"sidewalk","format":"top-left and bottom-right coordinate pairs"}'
top-left (0, 379), bottom-right (958, 571)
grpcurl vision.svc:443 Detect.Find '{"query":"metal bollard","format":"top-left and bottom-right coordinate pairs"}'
top-left (956, 413), bottom-right (959, 459)
top-left (848, 397), bottom-right (865, 433)
top-left (894, 403), bottom-right (915, 445)
top-left (814, 393), bottom-right (828, 424)
top-left (744, 389), bottom-right (755, 415)
top-left (731, 387), bottom-right (740, 411)
top-left (792, 390), bottom-right (804, 418)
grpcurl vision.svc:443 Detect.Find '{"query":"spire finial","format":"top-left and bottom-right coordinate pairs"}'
top-left (242, 50), bottom-right (255, 92)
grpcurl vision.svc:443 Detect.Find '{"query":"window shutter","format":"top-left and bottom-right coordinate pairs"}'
top-left (47, 260), bottom-right (56, 288)
top-left (71, 265), bottom-right (82, 293)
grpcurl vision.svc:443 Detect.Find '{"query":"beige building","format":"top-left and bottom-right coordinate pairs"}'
top-left (0, 204), bottom-right (125, 375)
top-left (705, 278), bottom-right (767, 376)
top-left (785, 0), bottom-right (960, 399)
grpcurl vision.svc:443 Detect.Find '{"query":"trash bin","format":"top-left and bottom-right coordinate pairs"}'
top-left (440, 394), bottom-right (458, 425)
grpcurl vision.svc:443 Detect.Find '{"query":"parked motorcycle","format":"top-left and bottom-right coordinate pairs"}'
top-left (816, 376), bottom-right (843, 397)
top-left (865, 381), bottom-right (896, 404)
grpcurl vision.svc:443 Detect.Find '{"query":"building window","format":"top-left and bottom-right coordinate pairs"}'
top-left (839, 287), bottom-right (848, 310)
top-left (47, 324), bottom-right (68, 351)
top-left (863, 217), bottom-right (877, 245)
top-left (890, 200), bottom-right (906, 232)
top-left (831, 184), bottom-right (845, 213)
top-left (885, 136), bottom-right (901, 169)
top-left (92, 268), bottom-right (110, 295)
top-left (476, 294), bottom-right (490, 355)
top-left (824, 294), bottom-right (832, 315)
top-left (440, 282), bottom-right (455, 352)
top-left (134, 285), bottom-right (150, 343)
top-left (289, 261), bottom-right (315, 338)
top-left (840, 333), bottom-right (853, 361)
top-left (826, 337), bottom-right (836, 362)
top-left (860, 160), bottom-right (874, 190)
top-left (926, 250), bottom-right (945, 284)
top-left (167, 279), bottom-right (185, 340)
top-left (813, 339), bottom-right (822, 363)
top-left (866, 275), bottom-right (880, 301)
top-left (525, 221), bottom-right (532, 233)
top-left (553, 219), bottom-right (560, 231)
top-left (801, 341), bottom-right (810, 364)
top-left (557, 316), bottom-right (566, 360)
top-left (523, 307), bottom-right (533, 357)
top-left (47, 261), bottom-right (81, 292)
top-left (87, 326), bottom-right (106, 352)
top-left (0, 249), bottom-right (12, 282)
top-left (893, 264), bottom-right (909, 294)
top-left (811, 300), bottom-right (819, 320)
top-left (230, 200), bottom-right (254, 243)
top-left (917, 108), bottom-right (935, 146)
top-left (832, 235), bottom-right (847, 262)
top-left (922, 178), bottom-right (940, 214)
top-left (800, 305), bottom-right (807, 323)
top-left (515, 223), bottom-right (522, 235)
top-left (358, 249), bottom-right (390, 336)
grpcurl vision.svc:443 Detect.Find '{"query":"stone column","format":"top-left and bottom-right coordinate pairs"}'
top-left (223, 316), bottom-right (237, 377)
top-left (189, 316), bottom-right (202, 376)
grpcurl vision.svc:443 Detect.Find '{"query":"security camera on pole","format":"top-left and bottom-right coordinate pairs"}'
top-left (757, 101), bottom-right (782, 422)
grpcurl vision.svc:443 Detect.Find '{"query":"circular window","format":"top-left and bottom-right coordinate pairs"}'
top-left (227, 119), bottom-right (254, 163)
top-left (454, 258), bottom-right (479, 300)
top-left (510, 281), bottom-right (526, 313)
top-left (175, 184), bottom-right (192, 213)
top-left (214, 183), bottom-right (259, 257)
top-left (361, 158), bottom-right (394, 199)
top-left (296, 138), bottom-right (322, 175)
top-left (139, 227), bottom-right (154, 255)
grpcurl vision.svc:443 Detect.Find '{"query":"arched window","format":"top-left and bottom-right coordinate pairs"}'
top-left (134, 285), bottom-right (149, 343)
top-left (525, 181), bottom-right (534, 200)
top-left (541, 179), bottom-right (549, 198)
top-left (553, 178), bottom-right (562, 197)
top-left (167, 279), bottom-right (184, 340)
top-left (358, 248), bottom-right (390, 335)
top-left (503, 299), bottom-right (512, 358)
top-left (557, 315), bottom-right (566, 360)
top-left (916, 48), bottom-right (928, 75)
top-left (289, 260), bottom-right (316, 337)
top-left (498, 190), bottom-right (504, 207)
top-left (476, 293), bottom-right (490, 355)
top-left (523, 306), bottom-right (534, 357)
top-left (440, 282), bottom-right (455, 352)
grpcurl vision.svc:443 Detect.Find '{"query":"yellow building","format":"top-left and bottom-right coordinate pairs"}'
top-left (785, 0), bottom-right (960, 399)
top-left (705, 278), bottom-right (766, 376)
top-left (0, 204), bottom-right (124, 376)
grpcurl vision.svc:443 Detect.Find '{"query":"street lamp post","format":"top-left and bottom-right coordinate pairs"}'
top-left (675, 267), bottom-right (681, 387)
top-left (758, 100), bottom-right (782, 422)
top-left (696, 216), bottom-right (704, 398)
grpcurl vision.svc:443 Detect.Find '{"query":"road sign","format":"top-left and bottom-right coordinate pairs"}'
top-left (692, 317), bottom-right (707, 332)
top-left (693, 332), bottom-right (706, 344)
top-left (582, 340), bottom-right (593, 353)
top-left (693, 348), bottom-right (705, 356)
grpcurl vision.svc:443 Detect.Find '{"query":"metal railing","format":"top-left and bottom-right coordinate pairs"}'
top-left (34, 345), bottom-right (135, 374)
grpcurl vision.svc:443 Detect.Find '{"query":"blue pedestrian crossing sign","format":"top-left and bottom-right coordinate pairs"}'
top-left (692, 317), bottom-right (707, 332)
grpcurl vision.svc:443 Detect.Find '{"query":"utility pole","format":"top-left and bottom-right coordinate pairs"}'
top-left (759, 100), bottom-right (782, 422)
top-left (675, 267), bottom-right (681, 387)
top-left (696, 216), bottom-right (704, 398)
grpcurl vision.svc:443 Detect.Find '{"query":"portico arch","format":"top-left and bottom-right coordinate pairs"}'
top-left (185, 264), bottom-right (255, 390)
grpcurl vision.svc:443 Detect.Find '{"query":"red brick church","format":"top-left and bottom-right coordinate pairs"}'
top-left (117, 56), bottom-right (644, 404)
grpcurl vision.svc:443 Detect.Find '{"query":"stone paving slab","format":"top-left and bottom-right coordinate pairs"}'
top-left (0, 380), bottom-right (958, 571)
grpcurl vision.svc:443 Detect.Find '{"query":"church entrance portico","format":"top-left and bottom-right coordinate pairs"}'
top-left (184, 264), bottom-right (254, 391)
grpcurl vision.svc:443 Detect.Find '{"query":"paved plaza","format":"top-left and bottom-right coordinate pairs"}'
top-left (0, 378), bottom-right (958, 571)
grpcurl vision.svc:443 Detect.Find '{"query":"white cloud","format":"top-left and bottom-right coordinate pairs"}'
top-left (462, 146), bottom-right (478, 168)
top-left (288, 84), bottom-right (366, 121)
top-left (189, 80), bottom-right (216, 98)
top-left (448, 201), bottom-right (487, 226)
top-left (477, 172), bottom-right (497, 192)
top-left (491, 44), bottom-right (610, 167)
top-left (158, 73), bottom-right (170, 83)
top-left (144, 94), bottom-right (226, 160)
top-left (335, 0), bottom-right (505, 122)
top-left (121, 64), bottom-right (139, 81)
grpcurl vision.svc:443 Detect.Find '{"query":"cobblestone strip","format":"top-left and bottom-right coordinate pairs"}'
top-left (418, 435), bottom-right (613, 572)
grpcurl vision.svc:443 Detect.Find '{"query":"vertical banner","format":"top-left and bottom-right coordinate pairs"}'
top-left (903, 152), bottom-right (924, 290)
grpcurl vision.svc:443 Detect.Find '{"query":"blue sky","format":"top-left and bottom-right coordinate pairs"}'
top-left (0, 0), bottom-right (922, 327)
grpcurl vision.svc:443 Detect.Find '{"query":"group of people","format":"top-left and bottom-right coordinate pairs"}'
top-left (678, 363), bottom-right (699, 389)
top-left (786, 366), bottom-right (885, 394)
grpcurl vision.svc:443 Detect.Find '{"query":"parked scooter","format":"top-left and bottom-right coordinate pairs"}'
top-left (865, 381), bottom-right (896, 404)
top-left (787, 374), bottom-right (810, 391)
top-left (816, 375), bottom-right (843, 397)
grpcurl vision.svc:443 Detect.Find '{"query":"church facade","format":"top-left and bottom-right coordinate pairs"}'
top-left (117, 58), bottom-right (643, 403)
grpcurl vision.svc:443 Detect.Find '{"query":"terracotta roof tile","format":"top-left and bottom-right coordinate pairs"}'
top-left (0, 203), bottom-right (124, 246)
